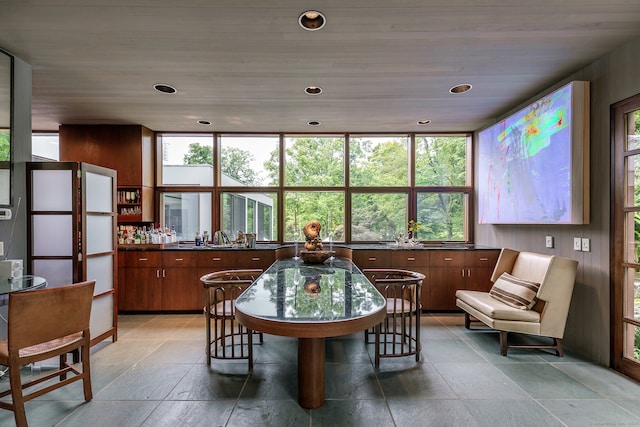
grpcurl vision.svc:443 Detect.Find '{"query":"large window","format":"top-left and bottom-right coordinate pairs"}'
top-left (220, 135), bottom-right (279, 186)
top-left (221, 191), bottom-right (277, 241)
top-left (155, 132), bottom-right (472, 243)
top-left (159, 192), bottom-right (212, 241)
top-left (349, 135), bottom-right (409, 186)
top-left (159, 134), bottom-right (214, 186)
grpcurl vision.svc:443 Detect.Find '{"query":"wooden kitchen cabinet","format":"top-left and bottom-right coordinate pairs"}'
top-left (390, 250), bottom-right (430, 309)
top-left (60, 124), bottom-right (154, 223)
top-left (428, 249), bottom-right (500, 311)
top-left (120, 251), bottom-right (163, 311)
top-left (162, 252), bottom-right (199, 311)
top-left (351, 250), bottom-right (391, 270)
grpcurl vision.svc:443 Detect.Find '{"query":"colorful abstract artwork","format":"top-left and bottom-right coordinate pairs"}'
top-left (478, 82), bottom-right (587, 224)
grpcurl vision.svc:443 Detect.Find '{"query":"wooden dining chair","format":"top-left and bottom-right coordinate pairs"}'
top-left (0, 280), bottom-right (95, 427)
top-left (363, 269), bottom-right (424, 367)
top-left (200, 269), bottom-right (263, 370)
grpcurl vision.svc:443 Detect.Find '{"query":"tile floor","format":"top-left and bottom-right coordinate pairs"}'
top-left (3, 313), bottom-right (640, 427)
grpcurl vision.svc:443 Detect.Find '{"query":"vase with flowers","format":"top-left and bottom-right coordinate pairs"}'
top-left (407, 219), bottom-right (421, 240)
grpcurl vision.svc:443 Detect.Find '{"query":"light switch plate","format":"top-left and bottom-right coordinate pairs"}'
top-left (581, 238), bottom-right (590, 252)
top-left (545, 235), bottom-right (554, 248)
top-left (574, 237), bottom-right (582, 251)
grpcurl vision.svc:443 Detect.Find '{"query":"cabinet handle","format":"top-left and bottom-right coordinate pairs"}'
top-left (175, 258), bottom-right (184, 262)
top-left (461, 269), bottom-right (465, 277)
top-left (252, 257), bottom-right (260, 261)
top-left (138, 258), bottom-right (148, 261)
top-left (480, 257), bottom-right (488, 261)
top-left (467, 269), bottom-right (471, 276)
top-left (407, 257), bottom-right (415, 261)
top-left (162, 269), bottom-right (166, 278)
top-left (156, 269), bottom-right (160, 278)
top-left (213, 257), bottom-right (221, 261)
top-left (444, 257), bottom-right (452, 261)
top-left (368, 257), bottom-right (377, 261)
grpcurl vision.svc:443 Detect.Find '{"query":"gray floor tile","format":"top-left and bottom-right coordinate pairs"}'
top-left (495, 362), bottom-right (601, 399)
top-left (434, 362), bottom-right (529, 399)
top-left (388, 398), bottom-right (480, 427)
top-left (142, 400), bottom-right (236, 427)
top-left (313, 399), bottom-right (395, 426)
top-left (226, 399), bottom-right (310, 427)
top-left (463, 399), bottom-right (564, 427)
top-left (6, 313), bottom-right (640, 427)
top-left (540, 399), bottom-right (640, 427)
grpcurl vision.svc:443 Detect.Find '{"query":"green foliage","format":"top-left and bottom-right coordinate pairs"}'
top-left (0, 130), bottom-right (10, 162)
top-left (183, 143), bottom-right (258, 185)
top-left (416, 136), bottom-right (466, 186)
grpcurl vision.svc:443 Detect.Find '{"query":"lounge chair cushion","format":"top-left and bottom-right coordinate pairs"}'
top-left (489, 272), bottom-right (540, 310)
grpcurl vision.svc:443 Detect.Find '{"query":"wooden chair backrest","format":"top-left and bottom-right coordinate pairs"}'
top-left (8, 280), bottom-right (95, 351)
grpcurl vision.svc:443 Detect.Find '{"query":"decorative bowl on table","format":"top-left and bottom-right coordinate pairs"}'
top-left (299, 250), bottom-right (335, 264)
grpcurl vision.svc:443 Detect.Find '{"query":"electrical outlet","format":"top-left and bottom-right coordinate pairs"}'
top-left (545, 235), bottom-right (554, 248)
top-left (573, 237), bottom-right (582, 251)
top-left (581, 238), bottom-right (590, 252)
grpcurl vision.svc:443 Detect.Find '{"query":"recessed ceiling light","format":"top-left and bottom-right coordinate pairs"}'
top-left (153, 83), bottom-right (177, 94)
top-left (307, 120), bottom-right (322, 126)
top-left (449, 84), bottom-right (472, 94)
top-left (305, 86), bottom-right (323, 95)
top-left (299, 10), bottom-right (326, 31)
top-left (197, 120), bottom-right (212, 126)
top-left (417, 120), bottom-right (431, 125)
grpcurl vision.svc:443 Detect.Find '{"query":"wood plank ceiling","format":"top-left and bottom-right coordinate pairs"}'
top-left (1, 0), bottom-right (640, 133)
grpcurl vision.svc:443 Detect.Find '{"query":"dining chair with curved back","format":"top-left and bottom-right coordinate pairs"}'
top-left (200, 269), bottom-right (263, 370)
top-left (0, 280), bottom-right (95, 427)
top-left (362, 269), bottom-right (424, 367)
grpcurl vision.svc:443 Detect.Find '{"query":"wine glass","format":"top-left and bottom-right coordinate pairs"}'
top-left (293, 231), bottom-right (300, 260)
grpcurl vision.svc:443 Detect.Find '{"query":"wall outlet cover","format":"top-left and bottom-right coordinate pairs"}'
top-left (581, 238), bottom-right (590, 252)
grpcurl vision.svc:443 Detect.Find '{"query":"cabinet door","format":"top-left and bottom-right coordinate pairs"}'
top-left (161, 252), bottom-right (199, 310)
top-left (428, 251), bottom-right (466, 311)
top-left (122, 267), bottom-right (162, 311)
top-left (465, 250), bottom-right (500, 292)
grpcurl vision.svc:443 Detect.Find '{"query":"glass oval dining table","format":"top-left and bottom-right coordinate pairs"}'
top-left (235, 256), bottom-right (386, 409)
top-left (0, 275), bottom-right (47, 295)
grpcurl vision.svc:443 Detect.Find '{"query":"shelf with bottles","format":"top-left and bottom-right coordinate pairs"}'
top-left (118, 224), bottom-right (178, 246)
top-left (117, 189), bottom-right (141, 205)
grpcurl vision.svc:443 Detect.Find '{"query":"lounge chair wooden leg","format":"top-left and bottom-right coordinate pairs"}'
top-left (499, 331), bottom-right (508, 356)
top-left (554, 338), bottom-right (564, 357)
top-left (464, 312), bottom-right (471, 329)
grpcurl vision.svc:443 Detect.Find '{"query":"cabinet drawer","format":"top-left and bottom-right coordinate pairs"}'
top-left (162, 251), bottom-right (198, 267)
top-left (236, 251), bottom-right (275, 268)
top-left (391, 251), bottom-right (428, 268)
top-left (352, 250), bottom-right (391, 268)
top-left (197, 251), bottom-right (237, 268)
top-left (122, 251), bottom-right (162, 267)
top-left (429, 251), bottom-right (466, 267)
top-left (466, 250), bottom-right (500, 267)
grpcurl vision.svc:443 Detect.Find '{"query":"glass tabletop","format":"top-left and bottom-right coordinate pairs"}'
top-left (0, 275), bottom-right (47, 295)
top-left (235, 257), bottom-right (385, 322)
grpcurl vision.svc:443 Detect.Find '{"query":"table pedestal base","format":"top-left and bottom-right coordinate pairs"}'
top-left (297, 337), bottom-right (325, 409)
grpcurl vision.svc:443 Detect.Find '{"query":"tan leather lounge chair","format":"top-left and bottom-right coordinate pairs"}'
top-left (455, 248), bottom-right (578, 356)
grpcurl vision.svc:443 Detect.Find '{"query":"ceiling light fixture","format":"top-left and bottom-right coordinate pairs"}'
top-left (197, 120), bottom-right (212, 126)
top-left (449, 84), bottom-right (472, 94)
top-left (299, 10), bottom-right (326, 31)
top-left (417, 120), bottom-right (431, 125)
top-left (307, 120), bottom-right (322, 126)
top-left (305, 86), bottom-right (323, 95)
top-left (153, 83), bottom-right (177, 94)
